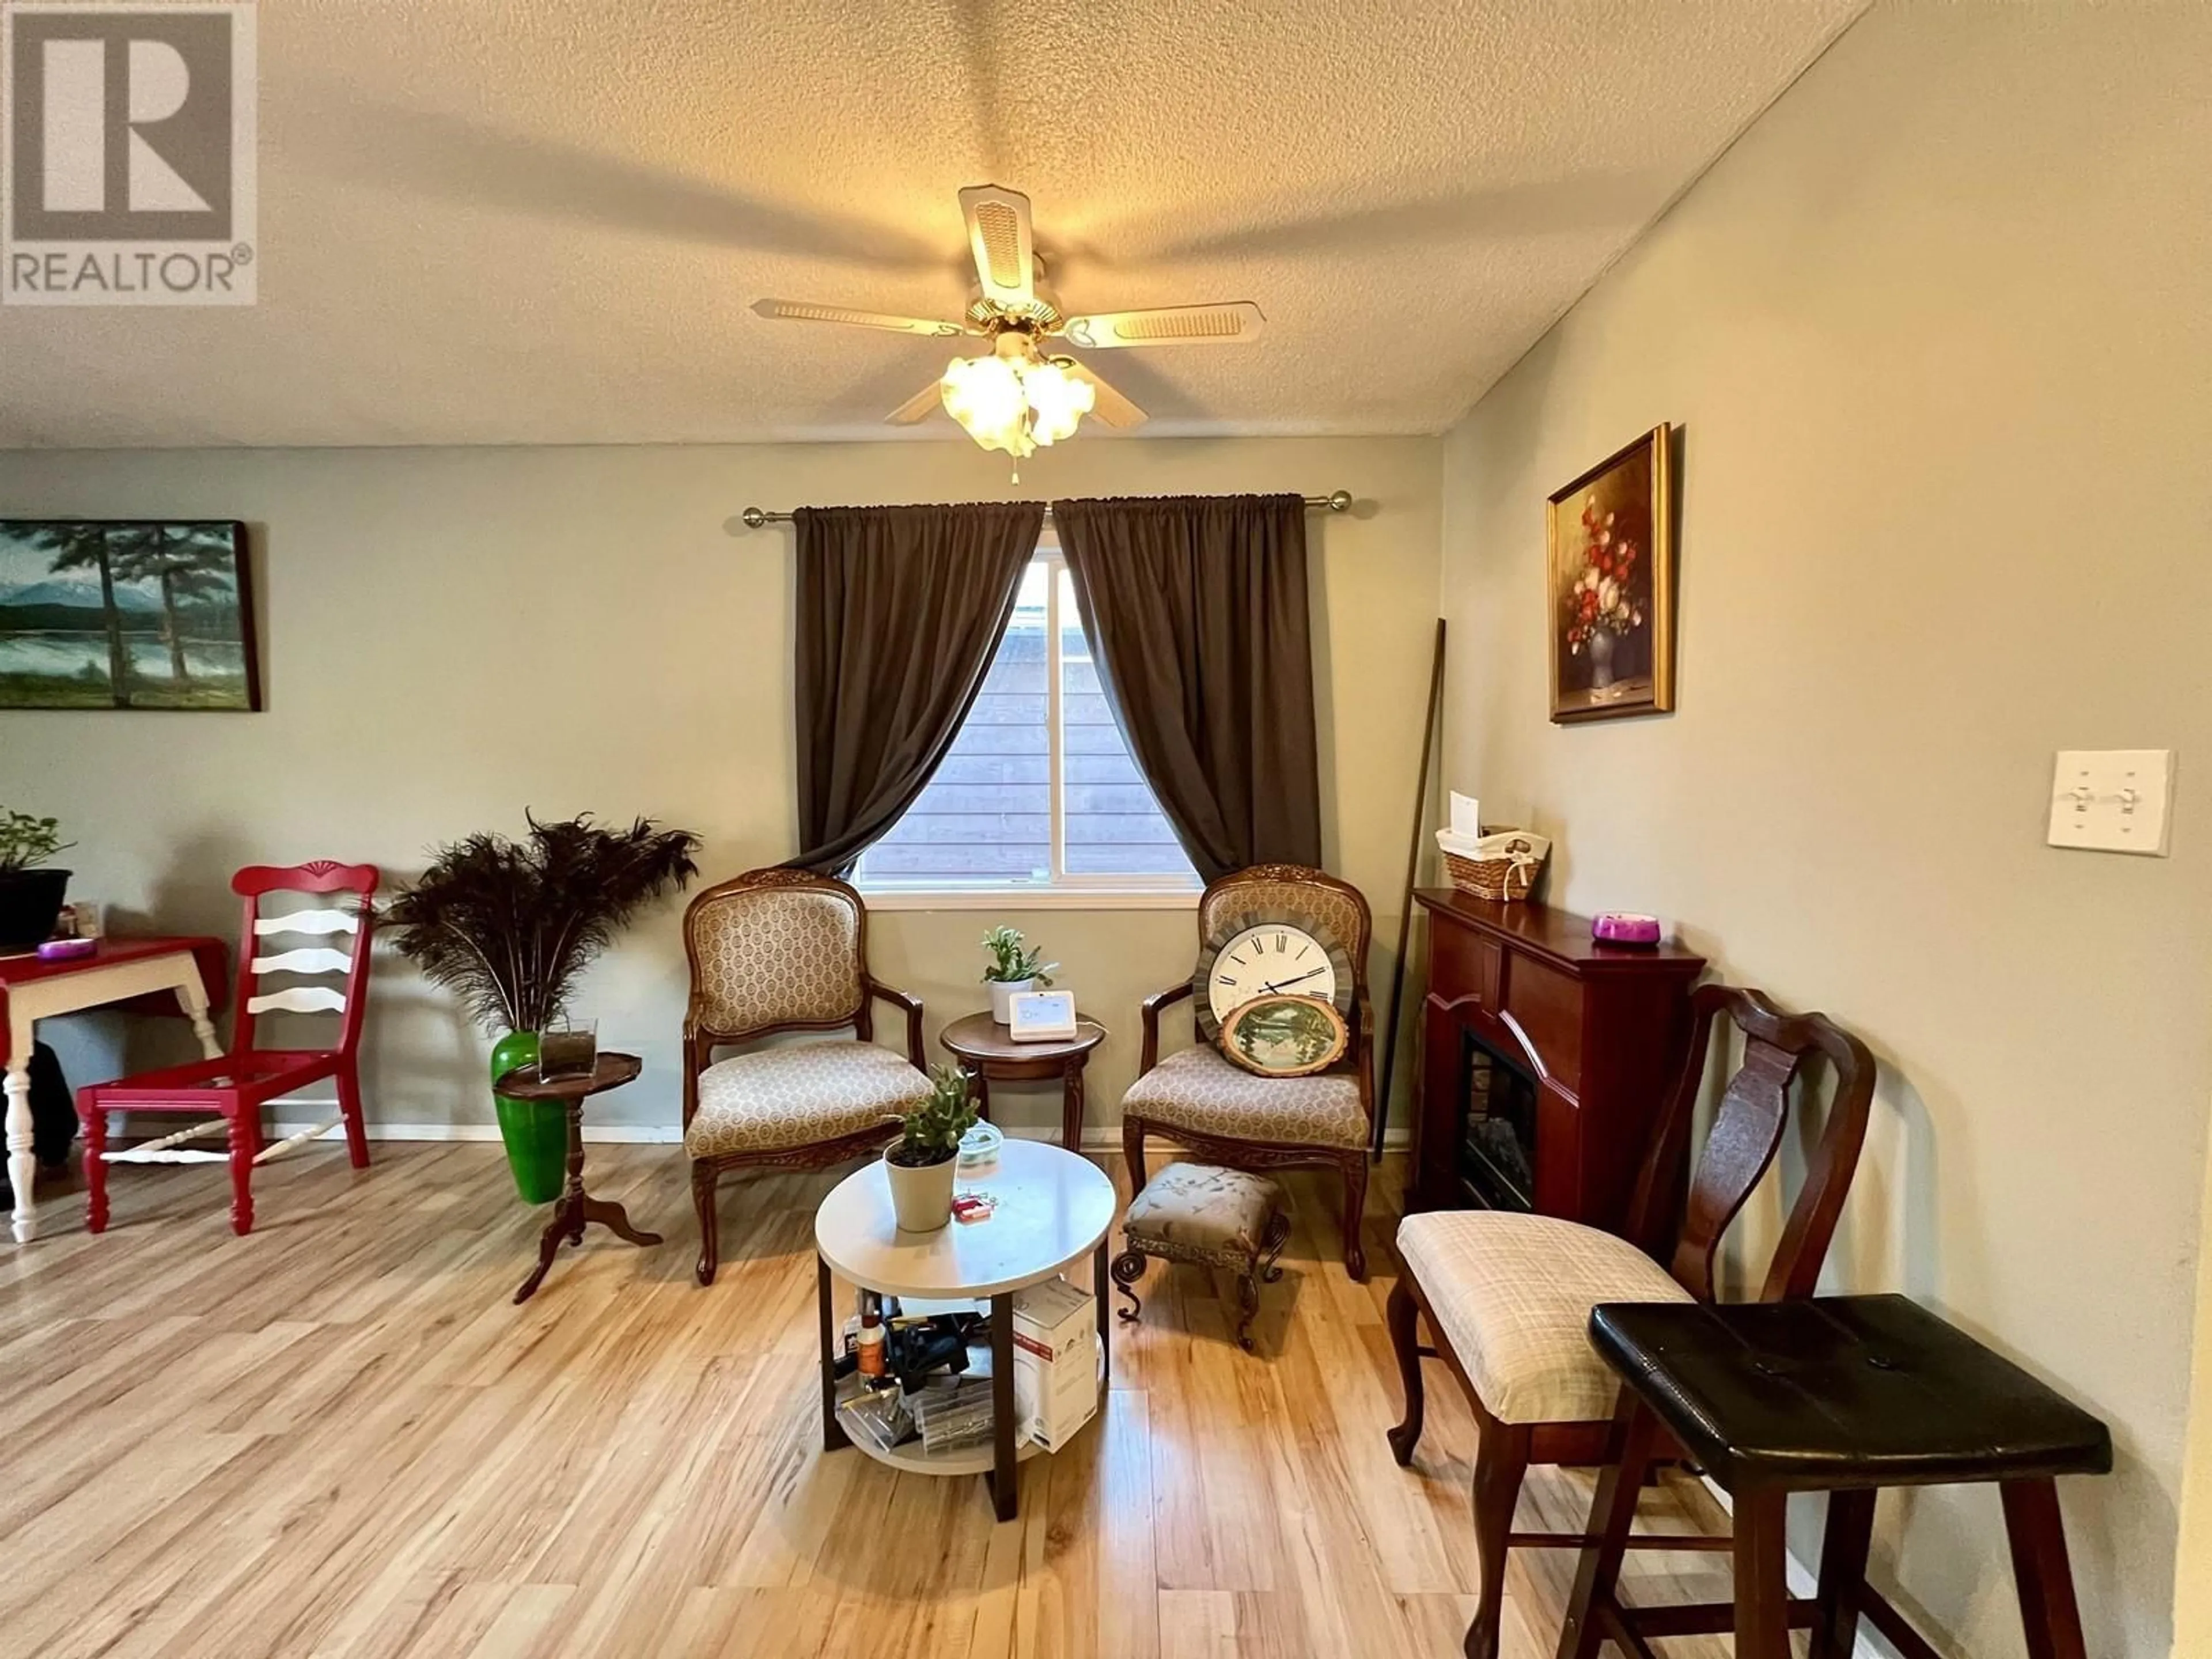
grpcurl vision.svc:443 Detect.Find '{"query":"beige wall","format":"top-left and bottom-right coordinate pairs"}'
top-left (0, 434), bottom-right (1440, 1142)
top-left (2179, 1133), bottom-right (2212, 1656)
top-left (1436, 5), bottom-right (2210, 1656)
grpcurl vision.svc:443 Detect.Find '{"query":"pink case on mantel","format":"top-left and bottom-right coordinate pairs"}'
top-left (1590, 912), bottom-right (1664, 946)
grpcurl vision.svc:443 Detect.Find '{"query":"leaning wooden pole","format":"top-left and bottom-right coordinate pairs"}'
top-left (1373, 619), bottom-right (1447, 1164)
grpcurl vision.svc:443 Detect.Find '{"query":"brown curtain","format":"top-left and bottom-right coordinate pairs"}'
top-left (1053, 494), bottom-right (1322, 884)
top-left (791, 502), bottom-right (1044, 875)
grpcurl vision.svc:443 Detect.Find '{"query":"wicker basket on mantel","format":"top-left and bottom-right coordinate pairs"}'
top-left (1437, 828), bottom-right (1551, 903)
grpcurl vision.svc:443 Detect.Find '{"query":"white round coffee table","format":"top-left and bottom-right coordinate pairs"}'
top-left (813, 1138), bottom-right (1118, 1520)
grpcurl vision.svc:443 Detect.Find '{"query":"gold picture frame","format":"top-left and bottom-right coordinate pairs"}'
top-left (1546, 425), bottom-right (1675, 722)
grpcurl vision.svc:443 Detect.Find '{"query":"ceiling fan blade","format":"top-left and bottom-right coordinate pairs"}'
top-left (293, 93), bottom-right (948, 271)
top-left (885, 379), bottom-right (946, 427)
top-left (1060, 359), bottom-right (1147, 430)
top-left (958, 184), bottom-right (1036, 308)
top-left (1057, 302), bottom-right (1265, 350)
top-left (752, 298), bottom-right (972, 338)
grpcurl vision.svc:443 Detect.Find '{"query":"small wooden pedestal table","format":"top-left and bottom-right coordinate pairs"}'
top-left (813, 1138), bottom-right (1118, 1521)
top-left (494, 1052), bottom-right (662, 1305)
top-left (938, 1010), bottom-right (1107, 1152)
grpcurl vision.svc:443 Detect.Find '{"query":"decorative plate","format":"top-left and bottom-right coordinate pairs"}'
top-left (1218, 993), bottom-right (1350, 1078)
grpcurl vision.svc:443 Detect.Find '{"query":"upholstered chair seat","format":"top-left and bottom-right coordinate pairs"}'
top-left (683, 1041), bottom-right (931, 1160)
top-left (1120, 1043), bottom-right (1366, 1150)
top-left (1396, 1211), bottom-right (1692, 1425)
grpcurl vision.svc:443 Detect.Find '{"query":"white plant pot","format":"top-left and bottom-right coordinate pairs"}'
top-left (987, 978), bottom-right (1036, 1023)
top-left (884, 1149), bottom-right (957, 1233)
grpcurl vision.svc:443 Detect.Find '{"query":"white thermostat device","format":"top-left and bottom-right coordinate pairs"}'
top-left (1007, 989), bottom-right (1079, 1042)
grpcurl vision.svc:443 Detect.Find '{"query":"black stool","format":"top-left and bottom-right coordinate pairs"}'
top-left (1562, 1294), bottom-right (2111, 1659)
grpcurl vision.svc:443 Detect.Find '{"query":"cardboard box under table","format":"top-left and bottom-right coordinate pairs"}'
top-left (1012, 1276), bottom-right (1100, 1450)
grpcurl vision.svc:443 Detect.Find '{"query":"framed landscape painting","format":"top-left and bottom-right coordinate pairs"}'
top-left (0, 521), bottom-right (260, 711)
top-left (1546, 426), bottom-right (1675, 722)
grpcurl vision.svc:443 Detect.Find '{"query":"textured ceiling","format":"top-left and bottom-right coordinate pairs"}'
top-left (0, 0), bottom-right (1864, 449)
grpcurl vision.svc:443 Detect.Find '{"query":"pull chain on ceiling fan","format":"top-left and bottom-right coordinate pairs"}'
top-left (753, 184), bottom-right (1265, 471)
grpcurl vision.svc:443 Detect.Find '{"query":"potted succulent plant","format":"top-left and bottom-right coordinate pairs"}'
top-left (884, 1062), bottom-right (980, 1232)
top-left (381, 813), bottom-right (700, 1203)
top-left (980, 924), bottom-right (1056, 1023)
top-left (0, 809), bottom-right (75, 952)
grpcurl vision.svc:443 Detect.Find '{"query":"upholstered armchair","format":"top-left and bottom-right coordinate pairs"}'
top-left (682, 867), bottom-right (930, 1286)
top-left (1120, 863), bottom-right (1376, 1279)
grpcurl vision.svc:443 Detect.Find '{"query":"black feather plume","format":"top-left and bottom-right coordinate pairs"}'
top-left (382, 813), bottom-right (702, 1035)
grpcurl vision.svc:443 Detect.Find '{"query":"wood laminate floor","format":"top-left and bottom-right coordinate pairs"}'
top-left (1, 1145), bottom-right (1737, 1658)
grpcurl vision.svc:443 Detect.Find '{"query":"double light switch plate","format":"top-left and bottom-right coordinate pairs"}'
top-left (2047, 750), bottom-right (2175, 855)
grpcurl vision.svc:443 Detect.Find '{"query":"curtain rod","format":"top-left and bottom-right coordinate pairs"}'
top-left (736, 491), bottom-right (1354, 529)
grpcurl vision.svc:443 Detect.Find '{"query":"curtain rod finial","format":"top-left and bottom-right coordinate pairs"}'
top-left (1324, 490), bottom-right (1353, 514)
top-left (740, 506), bottom-right (770, 529)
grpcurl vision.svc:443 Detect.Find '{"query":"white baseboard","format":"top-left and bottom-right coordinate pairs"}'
top-left (266, 1119), bottom-right (687, 1145)
top-left (243, 1111), bottom-right (1414, 1153)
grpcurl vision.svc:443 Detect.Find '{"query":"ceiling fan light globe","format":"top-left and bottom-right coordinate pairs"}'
top-left (940, 351), bottom-right (1031, 456)
top-left (1024, 359), bottom-right (1094, 446)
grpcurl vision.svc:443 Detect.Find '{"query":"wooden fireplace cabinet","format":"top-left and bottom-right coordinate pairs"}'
top-left (1409, 891), bottom-right (1706, 1243)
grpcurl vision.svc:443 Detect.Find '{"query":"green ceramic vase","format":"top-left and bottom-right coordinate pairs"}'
top-left (491, 1029), bottom-right (565, 1204)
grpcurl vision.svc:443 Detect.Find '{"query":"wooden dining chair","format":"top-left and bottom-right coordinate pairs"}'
top-left (1385, 983), bottom-right (1876, 1659)
top-left (77, 861), bottom-right (379, 1236)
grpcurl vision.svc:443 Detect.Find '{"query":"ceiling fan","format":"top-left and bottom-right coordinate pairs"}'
top-left (752, 184), bottom-right (1265, 464)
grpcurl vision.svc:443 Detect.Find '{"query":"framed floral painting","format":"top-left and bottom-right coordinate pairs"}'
top-left (1546, 426), bottom-right (1675, 722)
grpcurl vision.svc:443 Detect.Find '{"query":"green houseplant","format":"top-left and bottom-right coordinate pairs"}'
top-left (884, 1062), bottom-right (980, 1232)
top-left (382, 813), bottom-right (700, 1202)
top-left (0, 808), bottom-right (76, 950)
top-left (980, 925), bottom-right (1056, 1024)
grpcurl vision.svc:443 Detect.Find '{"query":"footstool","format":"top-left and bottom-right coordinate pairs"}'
top-left (1109, 1162), bottom-right (1290, 1351)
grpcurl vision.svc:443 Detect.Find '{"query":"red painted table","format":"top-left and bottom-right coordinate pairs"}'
top-left (0, 935), bottom-right (228, 1243)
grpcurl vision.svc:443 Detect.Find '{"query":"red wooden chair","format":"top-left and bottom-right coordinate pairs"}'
top-left (77, 862), bottom-right (378, 1236)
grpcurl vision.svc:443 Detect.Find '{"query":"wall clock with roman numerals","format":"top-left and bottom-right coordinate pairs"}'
top-left (1192, 910), bottom-right (1356, 1041)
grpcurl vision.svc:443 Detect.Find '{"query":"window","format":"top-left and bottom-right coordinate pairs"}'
top-left (855, 543), bottom-right (1201, 904)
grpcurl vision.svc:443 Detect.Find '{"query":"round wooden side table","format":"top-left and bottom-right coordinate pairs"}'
top-left (938, 1010), bottom-right (1107, 1152)
top-left (493, 1052), bottom-right (662, 1305)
